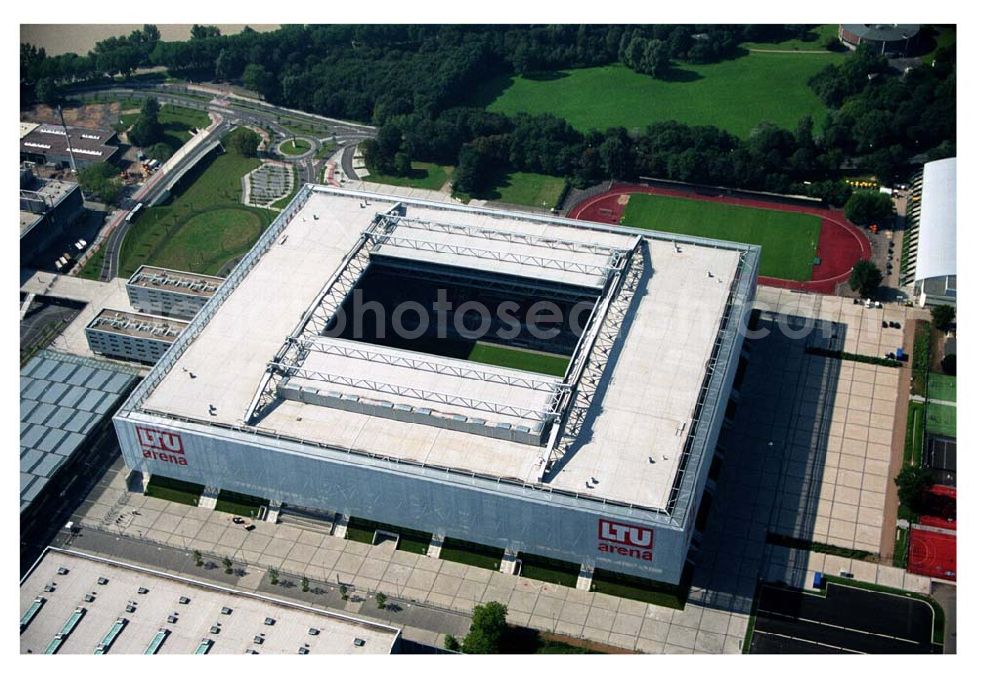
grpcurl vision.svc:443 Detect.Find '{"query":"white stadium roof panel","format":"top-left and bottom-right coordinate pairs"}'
top-left (914, 157), bottom-right (957, 283)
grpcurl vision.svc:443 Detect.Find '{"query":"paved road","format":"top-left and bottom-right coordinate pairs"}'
top-left (71, 81), bottom-right (378, 281)
top-left (341, 144), bottom-right (360, 181)
top-left (62, 523), bottom-right (472, 647)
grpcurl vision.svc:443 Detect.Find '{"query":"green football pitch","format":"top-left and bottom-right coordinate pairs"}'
top-left (620, 193), bottom-right (822, 281)
top-left (466, 343), bottom-right (569, 377)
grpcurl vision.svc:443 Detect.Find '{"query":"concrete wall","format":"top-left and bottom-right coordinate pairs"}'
top-left (114, 414), bottom-right (692, 584)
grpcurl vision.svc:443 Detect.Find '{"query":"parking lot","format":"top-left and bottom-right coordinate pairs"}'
top-left (750, 582), bottom-right (941, 654)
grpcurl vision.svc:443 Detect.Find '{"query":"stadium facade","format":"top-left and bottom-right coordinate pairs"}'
top-left (112, 186), bottom-right (759, 586)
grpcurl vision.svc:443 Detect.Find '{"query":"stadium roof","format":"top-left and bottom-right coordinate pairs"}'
top-left (914, 157), bottom-right (957, 283)
top-left (20, 549), bottom-right (400, 655)
top-left (125, 187), bottom-right (757, 512)
top-left (20, 351), bottom-right (138, 513)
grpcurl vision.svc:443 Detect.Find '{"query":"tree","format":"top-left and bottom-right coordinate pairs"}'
top-left (34, 77), bottom-right (59, 104)
top-left (941, 353), bottom-right (956, 376)
top-left (191, 25), bottom-right (222, 40)
top-left (268, 566), bottom-right (279, 585)
top-left (77, 162), bottom-right (121, 203)
top-left (443, 634), bottom-right (461, 652)
top-left (339, 583), bottom-right (349, 600)
top-left (452, 144), bottom-right (491, 195)
top-left (128, 98), bottom-right (162, 147)
top-left (222, 556), bottom-right (233, 574)
top-left (896, 465), bottom-right (934, 516)
top-left (461, 601), bottom-right (507, 654)
top-left (392, 151), bottom-right (412, 175)
top-left (193, 550), bottom-right (203, 567)
top-left (844, 190), bottom-right (894, 225)
top-left (225, 127), bottom-right (261, 157)
top-left (146, 142), bottom-right (173, 163)
top-left (375, 592), bottom-right (387, 609)
top-left (849, 260), bottom-right (882, 298)
top-left (931, 304), bottom-right (955, 330)
top-left (301, 576), bottom-right (310, 592)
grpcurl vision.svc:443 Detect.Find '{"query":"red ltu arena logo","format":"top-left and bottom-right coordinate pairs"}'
top-left (598, 519), bottom-right (654, 561)
top-left (137, 426), bottom-right (188, 466)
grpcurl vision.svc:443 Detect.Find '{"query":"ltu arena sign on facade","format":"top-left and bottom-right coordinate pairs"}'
top-left (137, 426), bottom-right (187, 466)
top-left (598, 518), bottom-right (654, 561)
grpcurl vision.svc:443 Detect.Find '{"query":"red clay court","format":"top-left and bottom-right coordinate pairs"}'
top-left (568, 182), bottom-right (872, 294)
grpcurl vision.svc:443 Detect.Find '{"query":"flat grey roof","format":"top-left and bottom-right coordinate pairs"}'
top-left (20, 351), bottom-right (138, 513)
top-left (20, 123), bottom-right (118, 162)
top-left (87, 309), bottom-right (189, 342)
top-left (127, 187), bottom-right (752, 511)
top-left (20, 549), bottom-right (399, 655)
top-left (128, 265), bottom-right (224, 298)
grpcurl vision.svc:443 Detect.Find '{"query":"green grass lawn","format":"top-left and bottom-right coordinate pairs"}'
top-left (365, 161), bottom-right (453, 191)
top-left (214, 489), bottom-right (268, 518)
top-left (926, 402), bottom-right (956, 438)
top-left (144, 475), bottom-right (204, 506)
top-left (927, 373), bottom-right (956, 402)
top-left (77, 240), bottom-right (108, 280)
top-left (279, 138), bottom-right (311, 156)
top-left (621, 193), bottom-right (821, 280)
top-left (439, 538), bottom-right (504, 571)
top-left (590, 567), bottom-right (689, 609)
top-left (487, 172), bottom-right (566, 209)
top-left (119, 129), bottom-right (273, 277)
top-left (466, 342), bottom-right (569, 377)
top-left (903, 401), bottom-right (926, 466)
top-left (344, 517), bottom-right (431, 555)
top-left (475, 54), bottom-right (843, 137)
top-left (741, 24), bottom-right (840, 51)
top-left (518, 553), bottom-right (580, 588)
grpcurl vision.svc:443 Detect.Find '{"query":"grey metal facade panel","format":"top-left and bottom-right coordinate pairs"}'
top-left (22, 380), bottom-right (49, 402)
top-left (60, 386), bottom-right (89, 409)
top-left (21, 425), bottom-right (46, 449)
top-left (67, 365), bottom-right (96, 386)
top-left (21, 474), bottom-right (36, 493)
top-left (85, 369), bottom-right (116, 391)
top-left (27, 403), bottom-right (56, 425)
top-left (54, 432), bottom-right (86, 456)
top-left (78, 390), bottom-right (106, 412)
top-left (51, 362), bottom-right (76, 382)
top-left (65, 410), bottom-right (99, 433)
top-left (45, 407), bottom-right (75, 430)
top-left (39, 382), bottom-right (70, 404)
top-left (21, 448), bottom-right (44, 473)
top-left (32, 452), bottom-right (65, 478)
top-left (103, 372), bottom-right (135, 393)
top-left (37, 428), bottom-right (67, 453)
top-left (115, 417), bottom-right (690, 584)
top-left (20, 400), bottom-right (39, 422)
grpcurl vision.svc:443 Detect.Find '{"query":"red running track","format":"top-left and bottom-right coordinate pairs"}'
top-left (567, 182), bottom-right (872, 294)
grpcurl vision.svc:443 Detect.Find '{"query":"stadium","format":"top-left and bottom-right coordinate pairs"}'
top-left (112, 186), bottom-right (759, 587)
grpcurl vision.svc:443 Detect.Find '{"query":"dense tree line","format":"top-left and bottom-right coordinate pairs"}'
top-left (21, 25), bottom-right (955, 199)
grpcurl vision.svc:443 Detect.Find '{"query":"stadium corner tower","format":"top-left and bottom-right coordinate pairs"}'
top-left (113, 186), bottom-right (759, 585)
